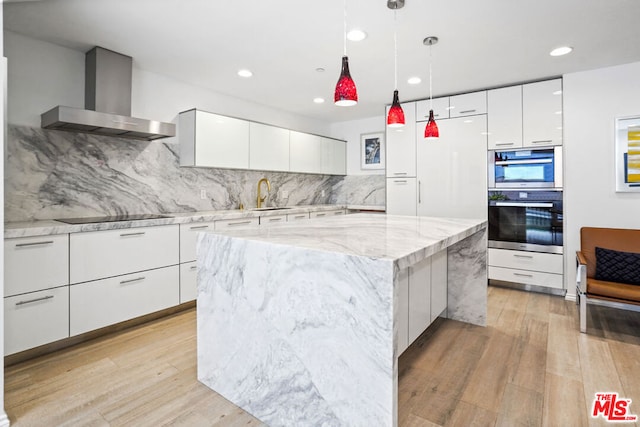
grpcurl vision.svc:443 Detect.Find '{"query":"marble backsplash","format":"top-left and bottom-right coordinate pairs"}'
top-left (5, 125), bottom-right (385, 222)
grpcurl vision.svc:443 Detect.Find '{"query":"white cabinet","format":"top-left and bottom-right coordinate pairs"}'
top-left (386, 101), bottom-right (416, 177)
top-left (523, 79), bottom-right (563, 147)
top-left (449, 91), bottom-right (487, 117)
top-left (70, 265), bottom-right (179, 336)
top-left (249, 122), bottom-right (290, 172)
top-left (179, 262), bottom-right (198, 303)
top-left (287, 212), bottom-right (310, 221)
top-left (290, 131), bottom-right (322, 174)
top-left (179, 222), bottom-right (216, 263)
top-left (386, 178), bottom-right (416, 216)
top-left (408, 256), bottom-right (431, 344)
top-left (488, 248), bottom-right (563, 290)
top-left (430, 248), bottom-right (448, 322)
top-left (321, 137), bottom-right (347, 175)
top-left (488, 86), bottom-right (523, 149)
top-left (179, 109), bottom-right (250, 169)
top-left (4, 286), bottom-right (69, 355)
top-left (4, 234), bottom-right (69, 296)
top-left (416, 97), bottom-right (450, 121)
top-left (417, 116), bottom-right (488, 220)
top-left (397, 268), bottom-right (410, 355)
top-left (310, 209), bottom-right (346, 218)
top-left (214, 217), bottom-right (260, 231)
top-left (70, 225), bottom-right (179, 284)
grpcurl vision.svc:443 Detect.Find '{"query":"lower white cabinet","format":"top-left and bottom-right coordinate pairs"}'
top-left (430, 249), bottom-right (448, 322)
top-left (179, 262), bottom-right (198, 303)
top-left (408, 257), bottom-right (431, 344)
top-left (488, 248), bottom-right (563, 290)
top-left (214, 217), bottom-right (260, 231)
top-left (4, 286), bottom-right (69, 355)
top-left (180, 222), bottom-right (216, 263)
top-left (70, 265), bottom-right (180, 336)
top-left (386, 178), bottom-right (416, 216)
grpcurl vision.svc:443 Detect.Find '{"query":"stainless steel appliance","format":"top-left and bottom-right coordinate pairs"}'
top-left (488, 190), bottom-right (563, 254)
top-left (488, 147), bottom-right (562, 189)
top-left (55, 214), bottom-right (172, 225)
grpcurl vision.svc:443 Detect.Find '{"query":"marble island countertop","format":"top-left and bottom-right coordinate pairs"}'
top-left (208, 213), bottom-right (486, 270)
top-left (4, 204), bottom-right (385, 239)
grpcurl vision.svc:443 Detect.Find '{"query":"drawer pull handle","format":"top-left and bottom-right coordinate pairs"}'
top-left (513, 273), bottom-right (533, 278)
top-left (393, 180), bottom-right (408, 184)
top-left (419, 180), bottom-right (422, 203)
top-left (227, 221), bottom-right (252, 226)
top-left (190, 265), bottom-right (198, 271)
top-left (530, 140), bottom-right (552, 144)
top-left (459, 109), bottom-right (476, 114)
top-left (315, 213), bottom-right (326, 217)
top-left (293, 215), bottom-right (307, 219)
top-left (269, 218), bottom-right (283, 222)
top-left (513, 254), bottom-right (534, 259)
top-left (15, 240), bottom-right (54, 248)
top-left (120, 232), bottom-right (146, 237)
top-left (333, 212), bottom-right (344, 215)
top-left (495, 142), bottom-right (514, 146)
top-left (189, 225), bottom-right (209, 230)
top-left (16, 295), bottom-right (54, 306)
top-left (120, 276), bottom-right (145, 285)
top-left (392, 172), bottom-right (408, 176)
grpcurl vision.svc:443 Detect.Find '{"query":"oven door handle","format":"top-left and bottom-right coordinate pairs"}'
top-left (494, 202), bottom-right (554, 208)
top-left (495, 158), bottom-right (553, 165)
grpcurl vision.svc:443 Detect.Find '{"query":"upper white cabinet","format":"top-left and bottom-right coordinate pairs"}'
top-left (523, 79), bottom-right (563, 147)
top-left (249, 122), bottom-right (290, 172)
top-left (180, 109), bottom-right (249, 169)
top-left (386, 101), bottom-right (417, 177)
top-left (321, 137), bottom-right (347, 175)
top-left (386, 178), bottom-right (417, 216)
top-left (488, 85), bottom-right (523, 149)
top-left (180, 109), bottom-right (345, 175)
top-left (290, 131), bottom-right (322, 173)
top-left (449, 91), bottom-right (487, 117)
top-left (416, 97), bottom-right (450, 121)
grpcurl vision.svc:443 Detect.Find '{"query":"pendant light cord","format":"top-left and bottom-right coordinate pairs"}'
top-left (343, 0), bottom-right (347, 56)
top-left (429, 44), bottom-right (433, 110)
top-left (394, 10), bottom-right (398, 90)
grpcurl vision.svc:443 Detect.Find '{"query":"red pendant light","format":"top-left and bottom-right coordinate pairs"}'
top-left (386, 8), bottom-right (405, 127)
top-left (334, 0), bottom-right (358, 107)
top-left (423, 36), bottom-right (439, 139)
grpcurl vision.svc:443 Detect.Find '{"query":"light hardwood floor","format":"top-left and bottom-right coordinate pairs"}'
top-left (5, 285), bottom-right (640, 426)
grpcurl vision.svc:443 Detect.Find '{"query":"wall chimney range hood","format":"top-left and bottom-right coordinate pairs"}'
top-left (41, 47), bottom-right (175, 141)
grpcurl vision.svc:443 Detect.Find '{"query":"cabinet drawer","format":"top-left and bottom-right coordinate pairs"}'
top-left (5, 286), bottom-right (69, 355)
top-left (70, 225), bottom-right (179, 284)
top-left (449, 91), bottom-right (487, 117)
top-left (214, 217), bottom-right (259, 231)
top-left (260, 214), bottom-right (287, 225)
top-left (310, 209), bottom-right (345, 218)
top-left (287, 213), bottom-right (310, 221)
top-left (180, 222), bottom-right (216, 263)
top-left (180, 262), bottom-right (198, 303)
top-left (5, 234), bottom-right (69, 296)
top-left (488, 266), bottom-right (563, 289)
top-left (416, 97), bottom-right (450, 121)
top-left (70, 265), bottom-right (179, 336)
top-left (488, 248), bottom-right (563, 274)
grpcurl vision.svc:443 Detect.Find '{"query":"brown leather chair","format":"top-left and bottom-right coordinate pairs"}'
top-left (576, 227), bottom-right (640, 333)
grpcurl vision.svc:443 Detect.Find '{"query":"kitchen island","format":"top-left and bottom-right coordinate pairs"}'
top-left (196, 213), bottom-right (487, 426)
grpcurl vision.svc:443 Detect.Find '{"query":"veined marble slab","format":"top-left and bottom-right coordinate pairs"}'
top-left (197, 214), bottom-right (487, 426)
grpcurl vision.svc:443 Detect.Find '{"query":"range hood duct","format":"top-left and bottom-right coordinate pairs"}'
top-left (41, 47), bottom-right (175, 141)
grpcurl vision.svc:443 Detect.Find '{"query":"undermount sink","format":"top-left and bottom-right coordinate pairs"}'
top-left (251, 207), bottom-right (293, 211)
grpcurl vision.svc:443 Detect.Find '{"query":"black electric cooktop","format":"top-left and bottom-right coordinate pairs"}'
top-left (55, 214), bottom-right (172, 225)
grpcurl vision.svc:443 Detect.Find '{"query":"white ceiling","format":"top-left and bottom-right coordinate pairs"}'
top-left (5, 0), bottom-right (640, 124)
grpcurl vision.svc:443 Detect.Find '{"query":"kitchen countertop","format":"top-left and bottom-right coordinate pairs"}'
top-left (4, 204), bottom-right (385, 238)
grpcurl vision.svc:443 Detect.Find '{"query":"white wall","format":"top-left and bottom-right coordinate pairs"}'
top-left (1, 5), bottom-right (9, 426)
top-left (5, 31), bottom-right (331, 136)
top-left (330, 115), bottom-right (386, 176)
top-left (563, 61), bottom-right (640, 298)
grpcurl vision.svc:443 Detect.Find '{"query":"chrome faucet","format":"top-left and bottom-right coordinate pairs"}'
top-left (256, 178), bottom-right (271, 208)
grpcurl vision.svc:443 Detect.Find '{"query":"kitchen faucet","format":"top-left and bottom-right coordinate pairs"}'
top-left (256, 178), bottom-right (271, 208)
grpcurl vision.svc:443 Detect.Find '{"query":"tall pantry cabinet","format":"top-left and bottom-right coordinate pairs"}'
top-left (385, 103), bottom-right (417, 216)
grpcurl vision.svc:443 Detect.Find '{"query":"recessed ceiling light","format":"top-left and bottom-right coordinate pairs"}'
top-left (550, 46), bottom-right (572, 57)
top-left (407, 77), bottom-right (422, 85)
top-left (237, 69), bottom-right (253, 78)
top-left (313, 97), bottom-right (325, 104)
top-left (347, 29), bottom-right (367, 42)
top-left (446, 106), bottom-right (455, 110)
top-left (553, 90), bottom-right (562, 95)
top-left (464, 119), bottom-right (473, 124)
top-left (555, 111), bottom-right (562, 115)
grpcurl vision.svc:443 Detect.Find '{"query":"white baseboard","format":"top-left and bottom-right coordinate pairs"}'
top-left (0, 411), bottom-right (10, 427)
top-left (564, 293), bottom-right (577, 302)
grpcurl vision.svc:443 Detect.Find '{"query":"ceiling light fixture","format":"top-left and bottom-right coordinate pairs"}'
top-left (313, 97), bottom-right (325, 104)
top-left (237, 69), bottom-right (253, 78)
top-left (334, 0), bottom-right (358, 106)
top-left (550, 46), bottom-right (572, 57)
top-left (347, 29), bottom-right (367, 42)
top-left (423, 36), bottom-right (439, 139)
top-left (387, 5), bottom-right (405, 128)
top-left (407, 77), bottom-right (421, 85)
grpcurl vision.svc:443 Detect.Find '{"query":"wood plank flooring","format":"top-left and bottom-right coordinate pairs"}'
top-left (5, 285), bottom-right (640, 426)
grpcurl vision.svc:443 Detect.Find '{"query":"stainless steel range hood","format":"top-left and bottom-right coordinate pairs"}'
top-left (41, 47), bottom-right (175, 141)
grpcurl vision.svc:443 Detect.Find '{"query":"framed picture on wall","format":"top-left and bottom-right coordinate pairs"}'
top-left (360, 132), bottom-right (385, 170)
top-left (615, 115), bottom-right (640, 192)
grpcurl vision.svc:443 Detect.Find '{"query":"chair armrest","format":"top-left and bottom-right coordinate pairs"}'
top-left (576, 251), bottom-right (588, 294)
